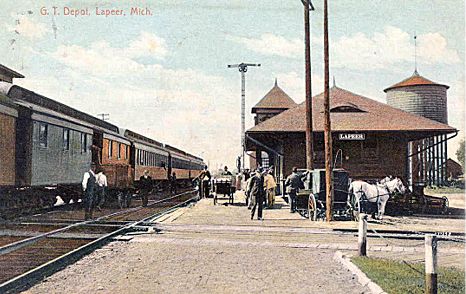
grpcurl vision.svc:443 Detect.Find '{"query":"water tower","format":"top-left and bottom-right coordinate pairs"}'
top-left (384, 70), bottom-right (449, 186)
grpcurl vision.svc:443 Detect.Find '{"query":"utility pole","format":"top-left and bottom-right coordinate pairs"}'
top-left (324, 0), bottom-right (333, 222)
top-left (301, 0), bottom-right (315, 170)
top-left (97, 113), bottom-right (109, 121)
top-left (227, 63), bottom-right (261, 171)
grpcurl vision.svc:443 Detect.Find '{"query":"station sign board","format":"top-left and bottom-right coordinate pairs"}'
top-left (338, 133), bottom-right (365, 141)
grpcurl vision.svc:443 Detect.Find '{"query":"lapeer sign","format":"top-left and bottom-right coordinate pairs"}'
top-left (338, 133), bottom-right (366, 141)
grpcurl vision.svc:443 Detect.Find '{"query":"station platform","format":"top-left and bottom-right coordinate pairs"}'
top-left (25, 191), bottom-right (464, 294)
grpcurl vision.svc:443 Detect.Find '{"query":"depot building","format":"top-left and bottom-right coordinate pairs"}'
top-left (245, 78), bottom-right (457, 187)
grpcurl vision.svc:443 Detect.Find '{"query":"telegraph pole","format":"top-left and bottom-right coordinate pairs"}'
top-left (97, 113), bottom-right (109, 121)
top-left (324, 0), bottom-right (333, 221)
top-left (301, 0), bottom-right (315, 170)
top-left (227, 63), bottom-right (261, 170)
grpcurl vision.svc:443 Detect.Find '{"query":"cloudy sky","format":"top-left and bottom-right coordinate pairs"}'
top-left (0, 0), bottom-right (464, 169)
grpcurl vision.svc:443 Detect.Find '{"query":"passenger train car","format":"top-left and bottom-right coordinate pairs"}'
top-left (0, 81), bottom-right (205, 213)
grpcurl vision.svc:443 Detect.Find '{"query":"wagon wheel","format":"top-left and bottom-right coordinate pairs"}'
top-left (441, 196), bottom-right (449, 215)
top-left (308, 193), bottom-right (317, 221)
top-left (350, 193), bottom-right (360, 222)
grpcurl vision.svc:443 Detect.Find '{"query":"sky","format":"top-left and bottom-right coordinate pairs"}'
top-left (0, 0), bottom-right (464, 170)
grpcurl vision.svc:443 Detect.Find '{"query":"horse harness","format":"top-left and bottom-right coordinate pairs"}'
top-left (356, 183), bottom-right (392, 203)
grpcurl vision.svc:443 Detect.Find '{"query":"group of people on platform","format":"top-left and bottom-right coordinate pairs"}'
top-left (81, 165), bottom-right (108, 220)
top-left (244, 167), bottom-right (277, 220)
top-left (81, 166), bottom-right (179, 220)
top-left (191, 164), bottom-right (305, 221)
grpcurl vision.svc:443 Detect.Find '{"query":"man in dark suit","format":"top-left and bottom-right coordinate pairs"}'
top-left (248, 168), bottom-right (265, 220)
top-left (139, 170), bottom-right (152, 207)
top-left (82, 164), bottom-right (96, 220)
top-left (285, 167), bottom-right (304, 213)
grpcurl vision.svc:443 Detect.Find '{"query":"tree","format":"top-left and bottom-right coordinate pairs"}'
top-left (456, 139), bottom-right (465, 170)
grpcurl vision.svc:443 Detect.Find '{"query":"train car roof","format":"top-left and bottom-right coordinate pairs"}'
top-left (0, 92), bottom-right (18, 117)
top-left (6, 84), bottom-right (120, 133)
top-left (164, 144), bottom-right (187, 155)
top-left (123, 129), bottom-right (165, 148)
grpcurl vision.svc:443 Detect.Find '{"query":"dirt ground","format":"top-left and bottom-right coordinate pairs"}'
top-left (23, 191), bottom-right (464, 293)
top-left (24, 237), bottom-right (370, 294)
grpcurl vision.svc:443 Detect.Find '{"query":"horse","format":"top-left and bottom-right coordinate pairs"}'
top-left (349, 177), bottom-right (406, 220)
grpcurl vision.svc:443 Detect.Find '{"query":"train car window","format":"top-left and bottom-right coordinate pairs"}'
top-left (39, 123), bottom-right (48, 148)
top-left (118, 143), bottom-right (122, 159)
top-left (63, 128), bottom-right (70, 151)
top-left (108, 140), bottom-right (113, 158)
top-left (81, 133), bottom-right (87, 153)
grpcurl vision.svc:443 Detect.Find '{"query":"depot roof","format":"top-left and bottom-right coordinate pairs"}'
top-left (247, 86), bottom-right (456, 134)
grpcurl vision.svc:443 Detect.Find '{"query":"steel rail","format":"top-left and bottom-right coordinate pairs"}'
top-left (0, 190), bottom-right (195, 256)
top-left (0, 192), bottom-right (198, 293)
top-left (333, 228), bottom-right (465, 242)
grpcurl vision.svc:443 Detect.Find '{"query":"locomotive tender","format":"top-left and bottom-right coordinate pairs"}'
top-left (0, 81), bottom-right (205, 213)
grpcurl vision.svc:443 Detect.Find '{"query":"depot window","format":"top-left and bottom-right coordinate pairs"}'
top-left (38, 123), bottom-right (48, 148)
top-left (108, 140), bottom-right (113, 158)
top-left (117, 143), bottom-right (122, 159)
top-left (81, 133), bottom-right (87, 153)
top-left (63, 128), bottom-right (70, 151)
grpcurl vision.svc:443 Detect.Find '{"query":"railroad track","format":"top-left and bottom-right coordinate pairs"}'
top-left (0, 190), bottom-right (198, 293)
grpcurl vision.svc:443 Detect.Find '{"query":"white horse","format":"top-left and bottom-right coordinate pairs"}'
top-left (349, 177), bottom-right (406, 220)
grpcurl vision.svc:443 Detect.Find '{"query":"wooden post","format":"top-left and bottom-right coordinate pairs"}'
top-left (425, 234), bottom-right (438, 294)
top-left (323, 0), bottom-right (333, 222)
top-left (358, 213), bottom-right (367, 256)
top-left (304, 0), bottom-right (314, 170)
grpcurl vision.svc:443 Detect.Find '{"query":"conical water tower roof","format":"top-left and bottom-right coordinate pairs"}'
top-left (384, 70), bottom-right (449, 92)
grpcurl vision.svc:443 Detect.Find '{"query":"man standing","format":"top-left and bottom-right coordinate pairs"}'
top-left (264, 169), bottom-right (277, 209)
top-left (285, 167), bottom-right (304, 213)
top-left (248, 168), bottom-right (265, 220)
top-left (82, 165), bottom-right (96, 220)
top-left (170, 172), bottom-right (177, 194)
top-left (139, 170), bottom-right (152, 207)
top-left (221, 166), bottom-right (232, 176)
top-left (196, 166), bottom-right (211, 199)
top-left (95, 169), bottom-right (108, 211)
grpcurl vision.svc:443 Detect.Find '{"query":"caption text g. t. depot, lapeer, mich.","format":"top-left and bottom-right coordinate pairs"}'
top-left (39, 6), bottom-right (153, 17)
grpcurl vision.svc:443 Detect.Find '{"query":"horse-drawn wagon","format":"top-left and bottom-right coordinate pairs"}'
top-left (293, 168), bottom-right (447, 221)
top-left (295, 168), bottom-right (353, 221)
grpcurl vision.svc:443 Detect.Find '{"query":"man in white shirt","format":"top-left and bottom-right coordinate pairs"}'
top-left (82, 165), bottom-right (97, 220)
top-left (95, 169), bottom-right (108, 211)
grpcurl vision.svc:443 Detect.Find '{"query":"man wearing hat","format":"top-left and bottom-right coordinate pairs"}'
top-left (285, 167), bottom-right (304, 213)
top-left (248, 167), bottom-right (265, 220)
top-left (82, 164), bottom-right (97, 220)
